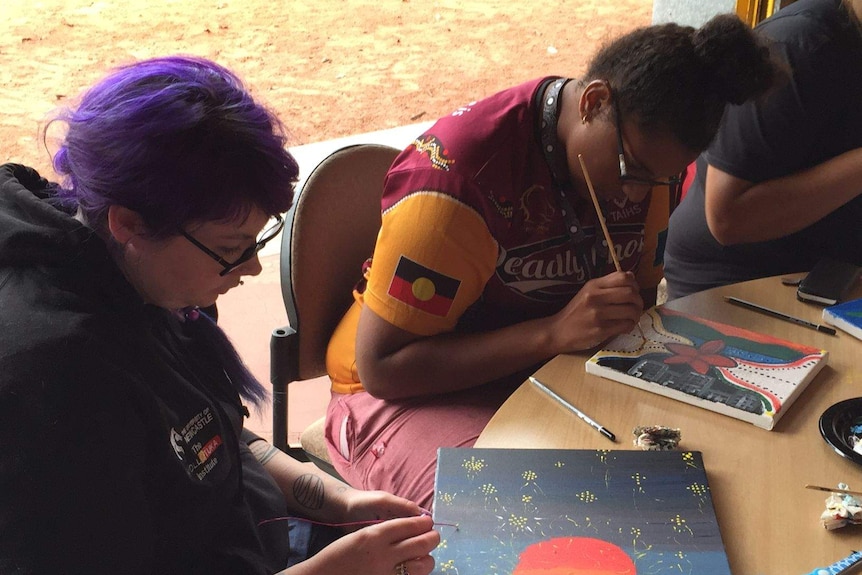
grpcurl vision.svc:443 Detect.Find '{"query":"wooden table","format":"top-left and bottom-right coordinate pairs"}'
top-left (476, 276), bottom-right (862, 574)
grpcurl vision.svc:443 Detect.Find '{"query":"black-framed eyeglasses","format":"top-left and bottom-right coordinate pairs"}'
top-left (179, 214), bottom-right (284, 276)
top-left (613, 98), bottom-right (681, 191)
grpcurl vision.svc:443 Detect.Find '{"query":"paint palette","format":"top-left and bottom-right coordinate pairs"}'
top-left (819, 397), bottom-right (862, 467)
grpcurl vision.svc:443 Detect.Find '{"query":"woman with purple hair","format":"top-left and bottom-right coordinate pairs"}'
top-left (0, 56), bottom-right (438, 575)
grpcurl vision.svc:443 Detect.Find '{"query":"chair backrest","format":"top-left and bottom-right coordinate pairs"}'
top-left (280, 143), bottom-right (400, 380)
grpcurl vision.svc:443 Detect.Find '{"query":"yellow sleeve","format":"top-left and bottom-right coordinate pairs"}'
top-left (364, 192), bottom-right (499, 336)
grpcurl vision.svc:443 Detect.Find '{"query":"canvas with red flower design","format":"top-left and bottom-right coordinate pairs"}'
top-left (585, 307), bottom-right (828, 430)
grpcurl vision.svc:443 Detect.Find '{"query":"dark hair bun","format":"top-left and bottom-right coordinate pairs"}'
top-left (694, 13), bottom-right (776, 105)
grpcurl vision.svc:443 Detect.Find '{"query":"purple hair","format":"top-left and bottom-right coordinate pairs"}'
top-left (51, 56), bottom-right (299, 405)
top-left (51, 55), bottom-right (298, 236)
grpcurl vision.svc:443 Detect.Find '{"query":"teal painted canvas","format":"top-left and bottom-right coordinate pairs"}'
top-left (432, 448), bottom-right (730, 575)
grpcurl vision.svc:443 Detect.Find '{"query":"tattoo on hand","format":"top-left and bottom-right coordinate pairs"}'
top-left (293, 474), bottom-right (325, 510)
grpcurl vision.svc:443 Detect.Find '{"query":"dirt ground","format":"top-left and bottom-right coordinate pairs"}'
top-left (1, 0), bottom-right (654, 442)
top-left (2, 0), bottom-right (652, 178)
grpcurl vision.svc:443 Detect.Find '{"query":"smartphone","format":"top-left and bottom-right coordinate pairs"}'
top-left (797, 257), bottom-right (861, 306)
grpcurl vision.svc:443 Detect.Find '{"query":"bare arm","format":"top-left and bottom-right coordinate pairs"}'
top-left (249, 443), bottom-right (440, 575)
top-left (705, 147), bottom-right (862, 245)
top-left (248, 440), bottom-right (422, 524)
top-left (277, 515), bottom-right (439, 575)
top-left (356, 271), bottom-right (643, 399)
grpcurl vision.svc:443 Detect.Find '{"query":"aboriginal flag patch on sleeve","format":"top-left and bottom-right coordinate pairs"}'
top-left (387, 256), bottom-right (461, 317)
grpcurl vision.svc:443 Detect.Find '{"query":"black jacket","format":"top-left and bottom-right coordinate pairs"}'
top-left (0, 164), bottom-right (290, 574)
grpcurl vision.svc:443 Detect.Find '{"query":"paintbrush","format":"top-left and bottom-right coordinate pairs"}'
top-left (578, 154), bottom-right (646, 345)
top-left (805, 484), bottom-right (862, 497)
top-left (578, 154), bottom-right (622, 272)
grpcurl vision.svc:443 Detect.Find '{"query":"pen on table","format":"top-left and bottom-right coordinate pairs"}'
top-left (724, 296), bottom-right (837, 336)
top-left (805, 484), bottom-right (862, 497)
top-left (529, 376), bottom-right (617, 442)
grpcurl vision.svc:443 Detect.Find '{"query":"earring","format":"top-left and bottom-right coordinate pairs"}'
top-left (581, 115), bottom-right (588, 125)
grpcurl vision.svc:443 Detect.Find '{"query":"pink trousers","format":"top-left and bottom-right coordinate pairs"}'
top-left (324, 380), bottom-right (520, 510)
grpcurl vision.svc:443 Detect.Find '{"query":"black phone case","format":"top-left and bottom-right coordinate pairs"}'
top-left (797, 258), bottom-right (861, 305)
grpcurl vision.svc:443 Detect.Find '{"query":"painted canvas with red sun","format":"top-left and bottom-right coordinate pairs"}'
top-left (432, 448), bottom-right (728, 575)
top-left (585, 306), bottom-right (828, 430)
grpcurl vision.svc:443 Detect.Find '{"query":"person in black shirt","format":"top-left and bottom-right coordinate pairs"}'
top-left (665, 0), bottom-right (862, 299)
top-left (0, 56), bottom-right (438, 575)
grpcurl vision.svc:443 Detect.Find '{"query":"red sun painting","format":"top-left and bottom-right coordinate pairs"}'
top-left (513, 537), bottom-right (636, 574)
